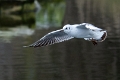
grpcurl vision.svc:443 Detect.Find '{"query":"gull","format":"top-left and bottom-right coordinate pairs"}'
top-left (24, 23), bottom-right (107, 47)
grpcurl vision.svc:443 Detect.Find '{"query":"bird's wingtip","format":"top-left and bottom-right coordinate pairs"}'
top-left (23, 43), bottom-right (36, 48)
top-left (101, 32), bottom-right (107, 41)
top-left (23, 46), bottom-right (29, 48)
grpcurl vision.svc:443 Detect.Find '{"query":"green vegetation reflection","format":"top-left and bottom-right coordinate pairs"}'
top-left (36, 1), bottom-right (65, 28)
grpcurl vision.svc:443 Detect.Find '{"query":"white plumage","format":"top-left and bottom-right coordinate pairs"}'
top-left (24, 23), bottom-right (107, 47)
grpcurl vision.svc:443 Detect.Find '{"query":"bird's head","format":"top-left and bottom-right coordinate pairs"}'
top-left (63, 24), bottom-right (71, 33)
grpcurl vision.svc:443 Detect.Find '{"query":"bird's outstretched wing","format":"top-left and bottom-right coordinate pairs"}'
top-left (24, 29), bottom-right (74, 48)
top-left (76, 23), bottom-right (102, 30)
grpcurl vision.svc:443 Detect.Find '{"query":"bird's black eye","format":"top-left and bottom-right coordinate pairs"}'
top-left (65, 27), bottom-right (67, 29)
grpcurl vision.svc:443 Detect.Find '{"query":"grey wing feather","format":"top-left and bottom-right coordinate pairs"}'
top-left (76, 24), bottom-right (87, 29)
top-left (76, 23), bottom-right (102, 30)
top-left (24, 29), bottom-right (74, 47)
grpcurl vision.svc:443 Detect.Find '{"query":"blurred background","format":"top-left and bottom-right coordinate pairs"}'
top-left (0, 0), bottom-right (120, 80)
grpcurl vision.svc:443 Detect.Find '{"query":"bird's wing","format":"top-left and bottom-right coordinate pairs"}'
top-left (85, 23), bottom-right (102, 30)
top-left (24, 29), bottom-right (74, 47)
top-left (84, 30), bottom-right (107, 42)
top-left (76, 23), bottom-right (102, 30)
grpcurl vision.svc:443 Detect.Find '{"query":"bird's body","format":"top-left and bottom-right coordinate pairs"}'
top-left (68, 26), bottom-right (91, 38)
top-left (24, 23), bottom-right (107, 47)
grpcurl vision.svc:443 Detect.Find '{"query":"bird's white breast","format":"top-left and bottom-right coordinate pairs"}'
top-left (68, 27), bottom-right (91, 38)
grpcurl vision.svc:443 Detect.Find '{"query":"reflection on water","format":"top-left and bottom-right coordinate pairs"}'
top-left (0, 26), bottom-right (34, 42)
top-left (35, 2), bottom-right (65, 29)
top-left (0, 0), bottom-right (120, 80)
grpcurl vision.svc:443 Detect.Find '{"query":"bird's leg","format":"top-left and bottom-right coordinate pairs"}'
top-left (92, 41), bottom-right (97, 45)
top-left (91, 38), bottom-right (97, 45)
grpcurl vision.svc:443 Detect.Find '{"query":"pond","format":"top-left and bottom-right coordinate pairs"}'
top-left (0, 0), bottom-right (120, 80)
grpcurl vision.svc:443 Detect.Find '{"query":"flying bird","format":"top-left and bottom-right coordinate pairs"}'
top-left (24, 23), bottom-right (107, 48)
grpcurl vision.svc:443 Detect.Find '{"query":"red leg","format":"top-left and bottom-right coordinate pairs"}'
top-left (92, 41), bottom-right (97, 45)
top-left (90, 38), bottom-right (97, 45)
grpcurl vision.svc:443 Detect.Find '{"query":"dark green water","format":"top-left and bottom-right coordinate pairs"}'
top-left (0, 0), bottom-right (120, 80)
